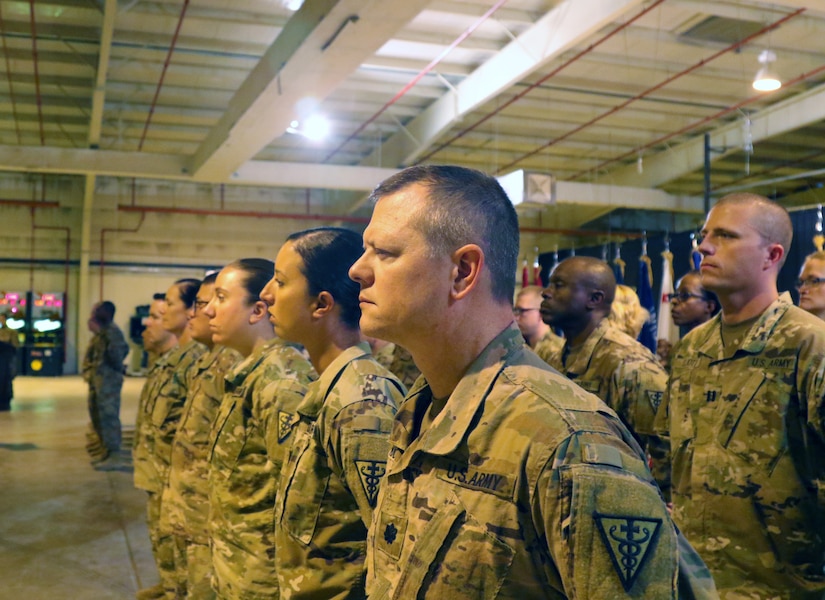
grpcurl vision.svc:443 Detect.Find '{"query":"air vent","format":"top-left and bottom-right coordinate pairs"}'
top-left (679, 16), bottom-right (766, 46)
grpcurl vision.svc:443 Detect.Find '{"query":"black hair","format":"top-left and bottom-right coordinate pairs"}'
top-left (173, 278), bottom-right (201, 309)
top-left (201, 271), bottom-right (218, 286)
top-left (286, 227), bottom-right (363, 330)
top-left (94, 301), bottom-right (116, 325)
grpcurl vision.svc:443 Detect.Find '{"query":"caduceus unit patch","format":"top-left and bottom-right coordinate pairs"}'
top-left (355, 459), bottom-right (387, 507)
top-left (593, 511), bottom-right (662, 591)
top-left (278, 410), bottom-right (298, 444)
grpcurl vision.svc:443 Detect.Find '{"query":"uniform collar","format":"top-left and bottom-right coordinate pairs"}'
top-left (389, 324), bottom-right (524, 471)
top-left (297, 342), bottom-right (371, 419)
top-left (225, 337), bottom-right (286, 388)
top-left (691, 292), bottom-right (792, 359)
top-left (562, 318), bottom-right (611, 375)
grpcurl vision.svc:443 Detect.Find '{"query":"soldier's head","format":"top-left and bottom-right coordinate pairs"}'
top-left (349, 165), bottom-right (519, 348)
top-left (189, 272), bottom-right (218, 347)
top-left (607, 284), bottom-right (649, 338)
top-left (163, 278), bottom-right (200, 337)
top-left (797, 250), bottom-right (825, 320)
top-left (698, 193), bottom-right (791, 300)
top-left (204, 258), bottom-right (274, 356)
top-left (514, 286), bottom-right (547, 339)
top-left (670, 270), bottom-right (719, 331)
top-left (541, 256), bottom-right (615, 333)
top-left (261, 227), bottom-right (363, 348)
top-left (142, 294), bottom-right (175, 353)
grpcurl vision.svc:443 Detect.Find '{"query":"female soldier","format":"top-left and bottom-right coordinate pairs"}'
top-left (204, 258), bottom-right (316, 600)
top-left (260, 227), bottom-right (405, 599)
top-left (133, 278), bottom-right (205, 600)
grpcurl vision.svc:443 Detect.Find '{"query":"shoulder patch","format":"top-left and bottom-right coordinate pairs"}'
top-left (278, 410), bottom-right (298, 444)
top-left (645, 389), bottom-right (664, 412)
top-left (355, 459), bottom-right (387, 507)
top-left (593, 511), bottom-right (662, 592)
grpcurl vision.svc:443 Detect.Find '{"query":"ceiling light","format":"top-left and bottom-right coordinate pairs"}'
top-left (286, 115), bottom-right (330, 142)
top-left (281, 0), bottom-right (304, 11)
top-left (752, 49), bottom-right (781, 92)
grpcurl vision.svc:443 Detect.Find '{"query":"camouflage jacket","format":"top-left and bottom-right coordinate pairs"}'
top-left (161, 345), bottom-right (241, 542)
top-left (366, 324), bottom-right (718, 599)
top-left (373, 343), bottom-right (420, 390)
top-left (662, 293), bottom-right (825, 599)
top-left (82, 322), bottom-right (129, 384)
top-left (275, 343), bottom-right (404, 600)
top-left (208, 338), bottom-right (316, 600)
top-left (534, 327), bottom-right (564, 364)
top-left (545, 319), bottom-right (670, 496)
top-left (132, 340), bottom-right (206, 493)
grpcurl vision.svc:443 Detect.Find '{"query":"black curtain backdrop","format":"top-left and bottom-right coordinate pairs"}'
top-left (538, 206), bottom-right (821, 306)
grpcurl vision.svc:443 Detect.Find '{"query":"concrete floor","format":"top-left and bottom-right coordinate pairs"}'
top-left (0, 375), bottom-right (158, 600)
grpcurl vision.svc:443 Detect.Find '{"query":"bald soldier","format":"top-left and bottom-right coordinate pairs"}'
top-left (540, 256), bottom-right (670, 494)
top-left (658, 192), bottom-right (825, 599)
top-left (349, 164), bottom-right (716, 599)
top-left (514, 285), bottom-right (563, 362)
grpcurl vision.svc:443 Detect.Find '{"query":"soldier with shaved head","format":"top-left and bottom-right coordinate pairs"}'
top-left (658, 192), bottom-right (825, 598)
top-left (540, 256), bottom-right (670, 494)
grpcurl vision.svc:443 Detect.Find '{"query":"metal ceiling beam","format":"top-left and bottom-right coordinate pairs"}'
top-left (189, 0), bottom-right (432, 182)
top-left (599, 82), bottom-right (825, 188)
top-left (358, 0), bottom-right (647, 172)
top-left (87, 0), bottom-right (116, 148)
top-left (0, 144), bottom-right (396, 191)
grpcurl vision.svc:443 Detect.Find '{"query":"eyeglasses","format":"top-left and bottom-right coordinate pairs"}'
top-left (193, 300), bottom-right (209, 311)
top-left (513, 307), bottom-right (539, 316)
top-left (795, 277), bottom-right (825, 290)
top-left (667, 292), bottom-right (704, 303)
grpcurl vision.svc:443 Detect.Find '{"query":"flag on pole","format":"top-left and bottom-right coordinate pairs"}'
top-left (690, 233), bottom-right (702, 270)
top-left (657, 250), bottom-right (678, 346)
top-left (637, 254), bottom-right (657, 353)
top-left (521, 257), bottom-right (529, 288)
top-left (612, 245), bottom-right (625, 285)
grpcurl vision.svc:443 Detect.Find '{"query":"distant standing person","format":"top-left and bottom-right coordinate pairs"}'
top-left (796, 250), bottom-right (825, 320)
top-left (669, 270), bottom-right (719, 335)
top-left (0, 313), bottom-right (19, 411)
top-left (82, 301), bottom-right (129, 468)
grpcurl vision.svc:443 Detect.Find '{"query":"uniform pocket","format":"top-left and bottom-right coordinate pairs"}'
top-left (279, 422), bottom-right (330, 546)
top-left (208, 397), bottom-right (246, 479)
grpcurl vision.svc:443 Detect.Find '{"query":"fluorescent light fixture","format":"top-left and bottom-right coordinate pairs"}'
top-left (282, 0), bottom-right (304, 11)
top-left (286, 115), bottom-right (330, 142)
top-left (753, 49), bottom-right (781, 92)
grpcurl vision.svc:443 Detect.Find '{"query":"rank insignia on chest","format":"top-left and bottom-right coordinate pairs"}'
top-left (355, 459), bottom-right (387, 507)
top-left (383, 522), bottom-right (397, 545)
top-left (278, 410), bottom-right (298, 444)
top-left (593, 512), bottom-right (662, 592)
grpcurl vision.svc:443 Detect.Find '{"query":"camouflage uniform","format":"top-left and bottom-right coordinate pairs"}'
top-left (545, 319), bottom-right (669, 494)
top-left (82, 322), bottom-right (129, 455)
top-left (161, 345), bottom-right (241, 599)
top-left (373, 342), bottom-right (421, 389)
top-left (0, 325), bottom-right (17, 411)
top-left (275, 343), bottom-right (404, 599)
top-left (133, 340), bottom-right (206, 598)
top-left (367, 325), bottom-right (718, 599)
top-left (661, 293), bottom-right (825, 599)
top-left (208, 338), bottom-right (316, 600)
top-left (534, 328), bottom-right (564, 364)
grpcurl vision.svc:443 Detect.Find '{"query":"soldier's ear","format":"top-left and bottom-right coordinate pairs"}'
top-left (587, 289), bottom-right (605, 308)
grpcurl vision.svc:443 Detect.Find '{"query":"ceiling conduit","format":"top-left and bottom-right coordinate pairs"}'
top-left (416, 0), bottom-right (666, 165)
top-left (322, 0), bottom-right (510, 164)
top-left (138, 0), bottom-right (190, 151)
top-left (571, 59), bottom-right (825, 181)
top-left (494, 7), bottom-right (805, 175)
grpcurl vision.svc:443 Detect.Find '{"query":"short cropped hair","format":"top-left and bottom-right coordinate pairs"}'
top-left (286, 227), bottom-right (363, 330)
top-left (368, 165), bottom-right (520, 303)
top-left (94, 301), bottom-right (116, 325)
top-left (715, 193), bottom-right (793, 268)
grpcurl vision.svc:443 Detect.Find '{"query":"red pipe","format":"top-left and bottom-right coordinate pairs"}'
top-left (418, 0), bottom-right (667, 165)
top-left (0, 5), bottom-right (21, 144)
top-left (0, 199), bottom-right (59, 208)
top-left (496, 7), bottom-right (805, 175)
top-left (28, 0), bottom-right (45, 146)
top-left (31, 207), bottom-right (71, 363)
top-left (138, 0), bottom-right (190, 151)
top-left (323, 0), bottom-right (510, 163)
top-left (520, 226), bottom-right (642, 238)
top-left (571, 59), bottom-right (825, 181)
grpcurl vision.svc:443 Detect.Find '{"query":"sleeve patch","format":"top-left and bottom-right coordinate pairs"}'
top-left (593, 512), bottom-right (662, 592)
top-left (582, 443), bottom-right (624, 469)
top-left (355, 459), bottom-right (387, 507)
top-left (278, 410), bottom-right (298, 444)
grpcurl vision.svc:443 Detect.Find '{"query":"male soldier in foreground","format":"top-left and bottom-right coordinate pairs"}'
top-left (349, 165), bottom-right (717, 599)
top-left (540, 257), bottom-right (669, 494)
top-left (514, 284), bottom-right (563, 362)
top-left (659, 192), bottom-right (825, 598)
top-left (83, 301), bottom-right (130, 470)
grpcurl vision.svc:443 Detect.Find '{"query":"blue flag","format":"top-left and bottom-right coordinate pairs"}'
top-left (637, 256), bottom-right (657, 353)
